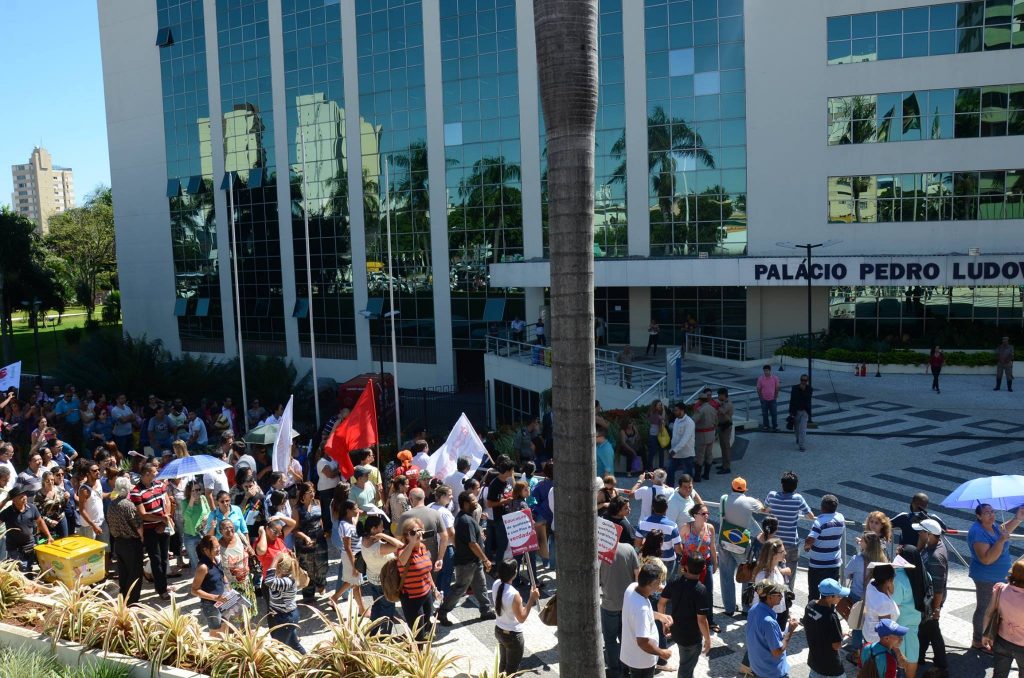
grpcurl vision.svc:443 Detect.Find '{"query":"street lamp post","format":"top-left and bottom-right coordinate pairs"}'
top-left (20, 299), bottom-right (43, 385)
top-left (46, 315), bottom-right (60, 360)
top-left (776, 240), bottom-right (840, 422)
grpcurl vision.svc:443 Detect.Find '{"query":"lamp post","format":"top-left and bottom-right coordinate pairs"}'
top-left (359, 307), bottom-right (400, 442)
top-left (46, 315), bottom-right (60, 360)
top-left (20, 299), bottom-right (43, 385)
top-left (776, 240), bottom-right (840, 422)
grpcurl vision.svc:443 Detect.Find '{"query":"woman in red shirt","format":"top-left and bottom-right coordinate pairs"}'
top-left (397, 517), bottom-right (437, 642)
top-left (929, 345), bottom-right (945, 394)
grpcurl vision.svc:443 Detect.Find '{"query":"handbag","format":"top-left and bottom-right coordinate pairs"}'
top-left (629, 455), bottom-right (643, 474)
top-left (735, 554), bottom-right (757, 584)
top-left (983, 584), bottom-right (1004, 642)
top-left (836, 596), bottom-right (854, 620)
top-left (785, 415), bottom-right (795, 431)
top-left (657, 425), bottom-right (670, 448)
top-left (848, 600), bottom-right (865, 631)
top-left (539, 593), bottom-right (557, 626)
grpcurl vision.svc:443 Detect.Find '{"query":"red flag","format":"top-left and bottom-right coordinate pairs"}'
top-left (324, 381), bottom-right (377, 478)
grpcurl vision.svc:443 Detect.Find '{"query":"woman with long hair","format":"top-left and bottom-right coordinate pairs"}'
top-left (865, 510), bottom-right (894, 545)
top-left (293, 481), bottom-right (327, 601)
top-left (752, 538), bottom-right (791, 623)
top-left (893, 545), bottom-right (928, 678)
top-left (358, 513), bottom-right (403, 633)
top-left (680, 501), bottom-right (720, 631)
top-left (491, 558), bottom-right (540, 674)
top-left (982, 559), bottom-right (1024, 677)
top-left (388, 475), bottom-right (410, 534)
top-left (190, 534), bottom-right (234, 637)
top-left (329, 500), bottom-right (366, 615)
top-left (396, 517), bottom-right (436, 643)
top-left (35, 469), bottom-right (69, 538)
top-left (845, 531), bottom-right (888, 656)
top-left (182, 479), bottom-right (211, 573)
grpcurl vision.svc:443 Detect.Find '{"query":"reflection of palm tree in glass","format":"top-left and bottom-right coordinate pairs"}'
top-left (609, 106), bottom-right (714, 252)
top-left (389, 142), bottom-right (432, 273)
top-left (456, 155), bottom-right (523, 260)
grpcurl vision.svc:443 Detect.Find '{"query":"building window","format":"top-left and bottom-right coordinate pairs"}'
top-left (494, 380), bottom-right (540, 427)
top-left (827, 169), bottom-right (1024, 223)
top-left (156, 27), bottom-right (174, 47)
top-left (828, 1), bottom-right (1022, 65)
top-left (650, 286), bottom-right (747, 344)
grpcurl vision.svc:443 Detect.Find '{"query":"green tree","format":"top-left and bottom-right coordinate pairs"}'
top-left (535, 0), bottom-right (603, 675)
top-left (46, 186), bottom-right (117, 319)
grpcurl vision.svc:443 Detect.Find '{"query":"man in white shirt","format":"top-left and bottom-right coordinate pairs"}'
top-left (621, 563), bottom-right (673, 677)
top-left (410, 440), bottom-right (431, 471)
top-left (668, 402), bottom-right (695, 486)
top-left (186, 410), bottom-right (208, 450)
top-left (0, 444), bottom-right (16, 492)
top-left (203, 447), bottom-right (230, 505)
top-left (443, 457), bottom-right (472, 513)
top-left (665, 473), bottom-right (703, 531)
top-left (316, 452), bottom-right (340, 535)
top-left (629, 469), bottom-right (673, 520)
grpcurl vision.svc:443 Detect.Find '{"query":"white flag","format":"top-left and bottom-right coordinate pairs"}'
top-left (0, 362), bottom-right (21, 392)
top-left (272, 395), bottom-right (295, 473)
top-left (425, 412), bottom-right (487, 482)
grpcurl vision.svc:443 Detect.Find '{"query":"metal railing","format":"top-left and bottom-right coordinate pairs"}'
top-left (485, 334), bottom-right (666, 395)
top-left (668, 333), bottom-right (792, 363)
top-left (680, 380), bottom-right (756, 423)
top-left (625, 376), bottom-right (669, 409)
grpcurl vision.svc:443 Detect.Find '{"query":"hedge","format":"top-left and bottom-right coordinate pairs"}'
top-left (775, 346), bottom-right (998, 367)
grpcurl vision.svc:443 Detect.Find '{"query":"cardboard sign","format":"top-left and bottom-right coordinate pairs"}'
top-left (597, 517), bottom-right (624, 565)
top-left (502, 508), bottom-right (539, 556)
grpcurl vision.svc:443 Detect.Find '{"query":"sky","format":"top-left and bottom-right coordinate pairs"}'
top-left (0, 1), bottom-right (109, 209)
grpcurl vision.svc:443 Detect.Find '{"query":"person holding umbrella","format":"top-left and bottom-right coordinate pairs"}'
top-left (968, 503), bottom-right (1024, 651)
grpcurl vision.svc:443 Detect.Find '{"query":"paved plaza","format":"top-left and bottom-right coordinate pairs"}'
top-left (124, 359), bottom-right (1022, 677)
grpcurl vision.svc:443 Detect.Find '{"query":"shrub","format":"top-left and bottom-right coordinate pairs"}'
top-left (775, 345), bottom-right (998, 366)
top-left (101, 291), bottom-right (121, 324)
top-left (64, 327), bottom-right (84, 346)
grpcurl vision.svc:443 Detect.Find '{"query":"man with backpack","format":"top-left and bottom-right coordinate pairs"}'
top-left (860, 619), bottom-right (909, 678)
top-left (437, 491), bottom-right (495, 626)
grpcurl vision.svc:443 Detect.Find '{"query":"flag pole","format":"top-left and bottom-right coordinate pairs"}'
top-left (299, 128), bottom-right (321, 431)
top-left (383, 157), bottom-right (401, 445)
top-left (227, 172), bottom-right (250, 432)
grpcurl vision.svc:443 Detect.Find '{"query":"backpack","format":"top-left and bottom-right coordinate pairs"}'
top-left (857, 646), bottom-right (892, 678)
top-left (379, 555), bottom-right (406, 603)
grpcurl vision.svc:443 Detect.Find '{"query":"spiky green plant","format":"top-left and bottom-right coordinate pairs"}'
top-left (299, 602), bottom-right (396, 677)
top-left (382, 621), bottom-right (461, 678)
top-left (476, 649), bottom-right (521, 678)
top-left (42, 581), bottom-right (109, 645)
top-left (0, 645), bottom-right (63, 678)
top-left (83, 593), bottom-right (145, 659)
top-left (0, 560), bottom-right (30, 616)
top-left (135, 598), bottom-right (209, 675)
top-left (207, 612), bottom-right (300, 678)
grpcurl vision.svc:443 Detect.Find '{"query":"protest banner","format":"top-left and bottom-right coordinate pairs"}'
top-left (597, 517), bottom-right (624, 565)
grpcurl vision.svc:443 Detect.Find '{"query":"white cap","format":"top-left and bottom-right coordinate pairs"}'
top-left (912, 518), bottom-right (943, 536)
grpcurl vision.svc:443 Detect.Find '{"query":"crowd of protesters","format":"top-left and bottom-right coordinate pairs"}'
top-left (2, 382), bottom-right (1024, 676)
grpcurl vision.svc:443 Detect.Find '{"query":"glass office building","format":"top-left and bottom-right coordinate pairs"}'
top-left (102, 0), bottom-right (1024, 393)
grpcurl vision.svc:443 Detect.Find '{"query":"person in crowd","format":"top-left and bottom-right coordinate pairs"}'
top-left (397, 517), bottom-right (436, 643)
top-left (89, 408), bottom-right (114, 446)
top-left (491, 558), bottom-right (541, 674)
top-left (438, 488), bottom-right (496, 626)
top-left (968, 504), bottom-right (1024, 650)
top-left (146, 406), bottom-right (173, 453)
top-left (531, 462), bottom-right (554, 567)
top-left (206, 490), bottom-right (247, 538)
top-left (387, 475), bottom-right (410, 534)
top-left (1, 484), bottom-right (53, 571)
top-left (862, 619), bottom-right (910, 677)
top-left (329, 500), bottom-right (366, 615)
top-left (618, 419), bottom-right (642, 476)
top-left (765, 471), bottom-right (814, 592)
top-left (636, 494), bottom-right (683, 579)
top-left (681, 502), bottom-right (719, 632)
top-left (315, 446), bottom-right (340, 536)
top-left (356, 513), bottom-right (402, 633)
top-left (595, 426), bottom-right (615, 479)
top-left (893, 545), bottom-right (927, 678)
top-left (660, 554), bottom-right (712, 678)
top-left (350, 465), bottom-right (377, 516)
top-left (715, 387), bottom-right (735, 474)
top-left (443, 457), bottom-right (472, 501)
top-left (914, 519), bottom-right (948, 672)
top-left (866, 510), bottom-right (895, 545)
top-left (982, 558), bottom-right (1024, 677)
top-left (845, 531), bottom-right (888, 658)
top-left (788, 374), bottom-right (813, 451)
top-left (110, 394), bottom-right (135, 454)
top-left (862, 564), bottom-right (900, 648)
top-left (994, 335), bottom-right (1014, 391)
top-left (131, 462), bottom-right (172, 600)
top-left (737, 537), bottom-right (791, 675)
top-left (293, 481), bottom-right (327, 601)
top-left (802, 578), bottom-right (849, 678)
top-left (397, 487), bottom-right (448, 571)
top-left (630, 469), bottom-right (674, 522)
top-left (600, 538), bottom-right (641, 678)
top-left (720, 476), bottom-right (764, 616)
top-left (597, 475), bottom-right (620, 515)
top-left (218, 519), bottom-right (256, 609)
top-left (746, 580), bottom-right (801, 678)
top-left (264, 551), bottom-right (308, 654)
top-left (891, 492), bottom-right (947, 547)
top-left (190, 534), bottom-right (233, 638)
top-left (621, 562), bottom-right (673, 678)
top-left (254, 515), bottom-right (296, 600)
top-left (181, 479), bottom-right (210, 574)
top-left (668, 403), bottom-right (695, 485)
top-left (928, 345), bottom-right (945, 393)
top-left (428, 484), bottom-right (457, 600)
top-left (691, 387), bottom-right (718, 482)
top-left (605, 495), bottom-right (636, 545)
top-left (35, 469), bottom-right (69, 538)
top-left (803, 494), bottom-right (845, 601)
top-left (107, 476), bottom-right (144, 604)
top-left (483, 457), bottom-right (515, 563)
top-left (756, 365), bottom-right (781, 431)
top-left (646, 400), bottom-right (668, 473)
top-left (76, 460), bottom-right (107, 543)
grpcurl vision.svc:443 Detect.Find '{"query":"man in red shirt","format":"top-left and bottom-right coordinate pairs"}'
top-left (130, 462), bottom-right (172, 600)
top-left (756, 365), bottom-right (781, 431)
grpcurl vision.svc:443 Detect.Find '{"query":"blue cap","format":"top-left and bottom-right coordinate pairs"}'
top-left (875, 619), bottom-right (909, 638)
top-left (818, 578), bottom-right (851, 598)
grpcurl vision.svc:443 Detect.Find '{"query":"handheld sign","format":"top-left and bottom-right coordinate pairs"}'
top-left (502, 509), bottom-right (539, 557)
top-left (597, 517), bottom-right (624, 565)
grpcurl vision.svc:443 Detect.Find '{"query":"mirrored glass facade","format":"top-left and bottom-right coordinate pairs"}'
top-left (283, 0), bottom-right (356, 360)
top-left (828, 169), bottom-right (1024, 223)
top-left (356, 0), bottom-right (434, 363)
top-left (217, 0), bottom-right (286, 355)
top-left (595, 0), bottom-right (628, 257)
top-left (158, 0), bottom-right (223, 353)
top-left (441, 0), bottom-right (525, 349)
top-left (645, 0), bottom-right (747, 256)
top-left (650, 286), bottom-right (747, 341)
top-left (830, 286), bottom-right (1024, 340)
top-left (827, 1), bottom-right (1024, 65)
top-left (828, 84), bottom-right (1024, 144)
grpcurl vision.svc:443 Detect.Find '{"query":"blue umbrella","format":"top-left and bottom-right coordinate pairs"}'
top-left (157, 454), bottom-right (231, 480)
top-left (940, 475), bottom-right (1024, 512)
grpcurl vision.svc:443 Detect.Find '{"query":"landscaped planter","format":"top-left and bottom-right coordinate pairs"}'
top-left (0, 620), bottom-right (206, 678)
top-left (780, 357), bottom-right (1014, 376)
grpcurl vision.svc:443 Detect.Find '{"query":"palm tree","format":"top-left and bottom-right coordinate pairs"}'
top-left (534, 1), bottom-right (603, 675)
top-left (456, 155), bottom-right (523, 257)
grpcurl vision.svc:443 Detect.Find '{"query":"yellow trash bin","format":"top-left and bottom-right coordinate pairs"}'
top-left (34, 536), bottom-right (107, 587)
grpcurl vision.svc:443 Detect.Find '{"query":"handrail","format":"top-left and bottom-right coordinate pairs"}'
top-left (625, 376), bottom-right (668, 409)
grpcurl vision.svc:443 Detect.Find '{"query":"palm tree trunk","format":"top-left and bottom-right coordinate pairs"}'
top-left (535, 1), bottom-right (602, 675)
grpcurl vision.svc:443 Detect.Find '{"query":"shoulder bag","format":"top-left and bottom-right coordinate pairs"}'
top-left (539, 593), bottom-right (557, 626)
top-left (983, 583), bottom-right (1004, 642)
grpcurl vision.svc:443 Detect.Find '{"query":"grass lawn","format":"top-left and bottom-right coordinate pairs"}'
top-left (6, 307), bottom-right (121, 377)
